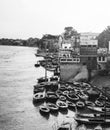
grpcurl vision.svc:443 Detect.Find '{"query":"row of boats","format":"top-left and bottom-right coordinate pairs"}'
top-left (34, 52), bottom-right (110, 130)
top-left (34, 54), bottom-right (59, 72)
top-left (33, 75), bottom-right (110, 128)
top-left (53, 122), bottom-right (103, 130)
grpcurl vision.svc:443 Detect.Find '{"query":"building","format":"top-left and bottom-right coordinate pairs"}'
top-left (58, 33), bottom-right (81, 81)
top-left (80, 32), bottom-right (99, 41)
top-left (58, 34), bottom-right (80, 63)
top-left (79, 32), bottom-right (99, 70)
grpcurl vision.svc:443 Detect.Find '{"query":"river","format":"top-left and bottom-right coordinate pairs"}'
top-left (0, 45), bottom-right (110, 130)
top-left (0, 45), bottom-right (76, 130)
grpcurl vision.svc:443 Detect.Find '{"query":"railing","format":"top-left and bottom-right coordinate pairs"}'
top-left (60, 58), bottom-right (80, 63)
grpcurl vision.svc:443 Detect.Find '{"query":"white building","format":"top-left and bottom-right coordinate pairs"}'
top-left (80, 32), bottom-right (99, 46)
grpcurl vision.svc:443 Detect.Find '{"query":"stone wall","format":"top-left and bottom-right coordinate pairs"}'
top-left (60, 63), bottom-right (81, 81)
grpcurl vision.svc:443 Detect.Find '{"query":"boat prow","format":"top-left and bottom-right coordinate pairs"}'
top-left (77, 124), bottom-right (87, 130)
top-left (94, 125), bottom-right (103, 130)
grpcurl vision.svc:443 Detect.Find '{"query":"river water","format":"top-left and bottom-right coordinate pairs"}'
top-left (0, 45), bottom-right (110, 130)
top-left (0, 45), bottom-right (77, 130)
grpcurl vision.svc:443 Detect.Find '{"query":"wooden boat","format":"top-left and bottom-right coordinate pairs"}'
top-left (33, 86), bottom-right (45, 94)
top-left (85, 100), bottom-right (95, 107)
top-left (75, 86), bottom-right (110, 126)
top-left (53, 121), bottom-right (73, 130)
top-left (75, 113), bottom-right (95, 118)
top-left (46, 66), bottom-right (56, 72)
top-left (39, 105), bottom-right (50, 114)
top-left (50, 76), bottom-right (59, 82)
top-left (59, 86), bottom-right (67, 92)
top-left (94, 125), bottom-right (102, 130)
top-left (34, 61), bottom-right (40, 67)
top-left (67, 86), bottom-right (74, 91)
top-left (81, 82), bottom-right (91, 89)
top-left (67, 93), bottom-right (79, 102)
top-left (56, 100), bottom-right (68, 110)
top-left (74, 112), bottom-right (110, 125)
top-left (50, 82), bottom-right (59, 92)
top-left (77, 124), bottom-right (87, 130)
top-left (77, 92), bottom-right (88, 101)
top-left (106, 101), bottom-right (110, 108)
top-left (76, 101), bottom-right (85, 109)
top-left (74, 115), bottom-right (110, 125)
top-left (35, 53), bottom-right (43, 57)
top-left (59, 95), bottom-right (67, 102)
top-left (37, 77), bottom-right (48, 83)
top-left (87, 106), bottom-right (110, 112)
top-left (97, 93), bottom-right (108, 102)
top-left (47, 103), bottom-right (58, 112)
top-left (63, 90), bottom-right (70, 96)
top-left (66, 101), bottom-right (76, 110)
top-left (56, 90), bottom-right (63, 97)
top-left (46, 91), bottom-right (58, 102)
top-left (73, 81), bottom-right (81, 87)
top-left (95, 100), bottom-right (104, 107)
top-left (87, 88), bottom-right (100, 101)
top-left (33, 92), bottom-right (45, 102)
top-left (34, 83), bottom-right (45, 89)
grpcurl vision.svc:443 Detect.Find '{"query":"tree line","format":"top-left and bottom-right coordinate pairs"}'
top-left (1, 26), bottom-right (110, 51)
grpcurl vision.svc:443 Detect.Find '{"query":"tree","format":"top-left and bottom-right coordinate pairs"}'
top-left (97, 26), bottom-right (110, 48)
top-left (64, 26), bottom-right (78, 39)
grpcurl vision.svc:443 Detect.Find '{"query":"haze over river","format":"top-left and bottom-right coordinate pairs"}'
top-left (0, 45), bottom-right (110, 130)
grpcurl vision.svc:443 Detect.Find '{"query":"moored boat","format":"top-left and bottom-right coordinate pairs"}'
top-left (56, 100), bottom-right (68, 110)
top-left (52, 121), bottom-right (73, 130)
top-left (87, 106), bottom-right (110, 113)
top-left (33, 84), bottom-right (45, 94)
top-left (74, 116), bottom-right (110, 125)
top-left (50, 76), bottom-right (59, 82)
top-left (39, 105), bottom-right (50, 114)
top-left (95, 100), bottom-right (104, 107)
top-left (87, 88), bottom-right (100, 101)
top-left (46, 91), bottom-right (58, 103)
top-left (94, 125), bottom-right (102, 130)
top-left (66, 101), bottom-right (76, 110)
top-left (77, 92), bottom-right (88, 101)
top-left (62, 90), bottom-right (70, 96)
top-left (76, 101), bottom-right (85, 109)
top-left (59, 95), bottom-right (67, 102)
top-left (37, 77), bottom-right (48, 83)
top-left (59, 85), bottom-right (67, 92)
top-left (85, 100), bottom-right (95, 107)
top-left (76, 124), bottom-right (87, 130)
top-left (67, 93), bottom-right (79, 102)
top-left (74, 112), bottom-right (110, 125)
top-left (56, 90), bottom-right (63, 97)
top-left (47, 103), bottom-right (59, 112)
top-left (34, 61), bottom-right (40, 67)
top-left (33, 91), bottom-right (45, 102)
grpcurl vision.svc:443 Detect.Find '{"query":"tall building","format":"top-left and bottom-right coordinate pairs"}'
top-left (79, 32), bottom-right (99, 69)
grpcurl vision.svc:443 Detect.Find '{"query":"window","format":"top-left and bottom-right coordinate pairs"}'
top-left (61, 59), bottom-right (66, 61)
top-left (73, 58), bottom-right (76, 61)
top-left (98, 57), bottom-right (101, 61)
top-left (77, 58), bottom-right (80, 62)
top-left (102, 56), bottom-right (105, 61)
top-left (67, 58), bottom-right (72, 61)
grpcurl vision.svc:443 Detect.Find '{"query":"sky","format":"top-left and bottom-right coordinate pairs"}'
top-left (0, 0), bottom-right (110, 39)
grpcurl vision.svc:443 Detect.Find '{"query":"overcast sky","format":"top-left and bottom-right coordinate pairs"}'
top-left (0, 0), bottom-right (110, 39)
